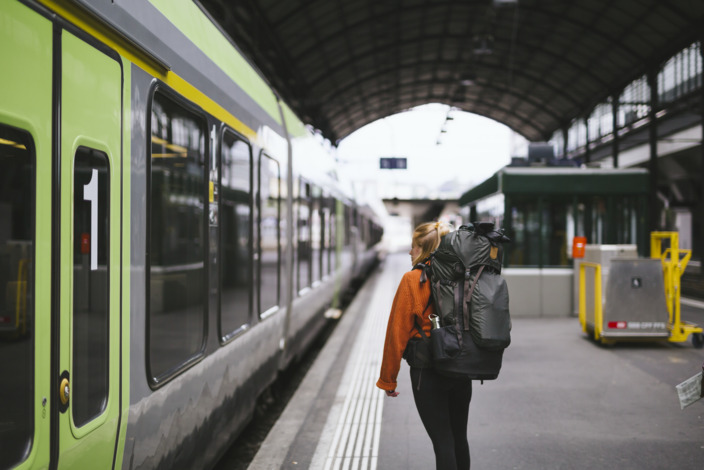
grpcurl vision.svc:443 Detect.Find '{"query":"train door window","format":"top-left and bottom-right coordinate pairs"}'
top-left (311, 186), bottom-right (322, 284)
top-left (297, 180), bottom-right (311, 293)
top-left (148, 90), bottom-right (206, 383)
top-left (258, 153), bottom-right (280, 317)
top-left (220, 130), bottom-right (252, 337)
top-left (0, 124), bottom-right (34, 468)
top-left (72, 147), bottom-right (110, 425)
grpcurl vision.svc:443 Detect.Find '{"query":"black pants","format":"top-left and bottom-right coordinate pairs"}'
top-left (410, 367), bottom-right (473, 470)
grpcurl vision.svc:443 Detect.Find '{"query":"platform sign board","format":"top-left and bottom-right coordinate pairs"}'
top-left (676, 369), bottom-right (703, 409)
top-left (380, 157), bottom-right (407, 169)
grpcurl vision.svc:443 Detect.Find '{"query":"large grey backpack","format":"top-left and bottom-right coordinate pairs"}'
top-left (416, 222), bottom-right (511, 380)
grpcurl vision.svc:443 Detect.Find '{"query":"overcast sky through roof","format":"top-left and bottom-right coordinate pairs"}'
top-left (337, 103), bottom-right (527, 201)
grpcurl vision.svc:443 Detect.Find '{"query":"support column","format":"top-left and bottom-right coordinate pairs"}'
top-left (647, 71), bottom-right (659, 235)
top-left (584, 116), bottom-right (591, 164)
top-left (612, 96), bottom-right (620, 168)
top-left (502, 196), bottom-right (511, 267)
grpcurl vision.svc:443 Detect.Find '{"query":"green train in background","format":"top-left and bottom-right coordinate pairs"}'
top-left (0, 1), bottom-right (385, 468)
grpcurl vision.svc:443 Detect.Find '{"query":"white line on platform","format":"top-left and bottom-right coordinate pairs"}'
top-left (681, 297), bottom-right (704, 309)
top-left (310, 262), bottom-right (394, 470)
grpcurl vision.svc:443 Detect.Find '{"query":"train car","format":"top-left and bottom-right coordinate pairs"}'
top-left (0, 1), bottom-right (384, 469)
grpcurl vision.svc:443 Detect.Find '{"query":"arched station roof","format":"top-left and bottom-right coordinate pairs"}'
top-left (198, 0), bottom-right (704, 144)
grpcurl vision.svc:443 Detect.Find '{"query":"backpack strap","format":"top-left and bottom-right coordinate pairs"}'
top-left (454, 278), bottom-right (464, 328)
top-left (413, 259), bottom-right (431, 284)
top-left (463, 264), bottom-right (485, 331)
top-left (412, 259), bottom-right (433, 337)
top-left (414, 322), bottom-right (428, 341)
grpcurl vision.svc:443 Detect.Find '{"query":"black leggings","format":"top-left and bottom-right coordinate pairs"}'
top-left (410, 367), bottom-right (473, 470)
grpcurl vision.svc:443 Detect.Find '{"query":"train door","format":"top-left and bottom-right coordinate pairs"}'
top-left (0, 3), bottom-right (53, 469)
top-left (54, 27), bottom-right (123, 469)
top-left (1, 6), bottom-right (122, 466)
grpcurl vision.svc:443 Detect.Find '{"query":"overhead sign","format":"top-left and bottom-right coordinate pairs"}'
top-left (380, 157), bottom-right (407, 169)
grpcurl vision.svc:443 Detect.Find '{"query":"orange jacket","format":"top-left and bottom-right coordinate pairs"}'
top-left (376, 267), bottom-right (433, 392)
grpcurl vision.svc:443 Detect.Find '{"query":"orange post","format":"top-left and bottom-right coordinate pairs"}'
top-left (572, 236), bottom-right (587, 258)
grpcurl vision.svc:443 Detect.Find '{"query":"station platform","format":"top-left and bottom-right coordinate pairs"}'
top-left (246, 253), bottom-right (704, 470)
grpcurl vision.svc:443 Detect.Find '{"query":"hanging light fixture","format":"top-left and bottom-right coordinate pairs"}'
top-left (459, 71), bottom-right (477, 86)
top-left (473, 35), bottom-right (493, 55)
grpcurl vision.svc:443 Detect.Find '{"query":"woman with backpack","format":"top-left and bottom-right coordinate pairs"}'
top-left (376, 221), bottom-right (473, 470)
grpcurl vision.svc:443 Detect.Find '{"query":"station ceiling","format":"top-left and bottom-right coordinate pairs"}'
top-left (198, 0), bottom-right (704, 144)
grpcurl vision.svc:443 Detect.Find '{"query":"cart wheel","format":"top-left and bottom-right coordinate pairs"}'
top-left (692, 333), bottom-right (704, 349)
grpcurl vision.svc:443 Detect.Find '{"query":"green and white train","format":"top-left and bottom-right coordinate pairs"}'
top-left (0, 1), bottom-right (384, 468)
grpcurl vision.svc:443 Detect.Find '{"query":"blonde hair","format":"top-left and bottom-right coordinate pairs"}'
top-left (411, 221), bottom-right (452, 265)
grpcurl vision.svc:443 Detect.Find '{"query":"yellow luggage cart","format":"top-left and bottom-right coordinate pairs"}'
top-left (579, 232), bottom-right (704, 348)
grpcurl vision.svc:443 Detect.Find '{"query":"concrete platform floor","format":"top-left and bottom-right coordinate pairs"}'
top-left (248, 253), bottom-right (704, 470)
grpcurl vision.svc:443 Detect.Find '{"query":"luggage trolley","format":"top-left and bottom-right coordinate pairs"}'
top-left (578, 232), bottom-right (704, 348)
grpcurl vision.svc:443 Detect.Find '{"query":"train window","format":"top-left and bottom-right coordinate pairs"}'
top-left (329, 198), bottom-right (338, 274)
top-left (72, 147), bottom-right (110, 426)
top-left (220, 130), bottom-right (252, 337)
top-left (297, 180), bottom-right (311, 293)
top-left (311, 186), bottom-right (322, 284)
top-left (320, 193), bottom-right (331, 276)
top-left (0, 124), bottom-right (34, 468)
top-left (148, 90), bottom-right (206, 383)
top-left (367, 220), bottom-right (372, 247)
top-left (344, 205), bottom-right (352, 246)
top-left (258, 153), bottom-right (280, 317)
top-left (291, 179), bottom-right (298, 292)
top-left (340, 204), bottom-right (353, 267)
top-left (359, 216), bottom-right (366, 247)
top-left (278, 167), bottom-right (288, 303)
top-left (352, 208), bottom-right (359, 246)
